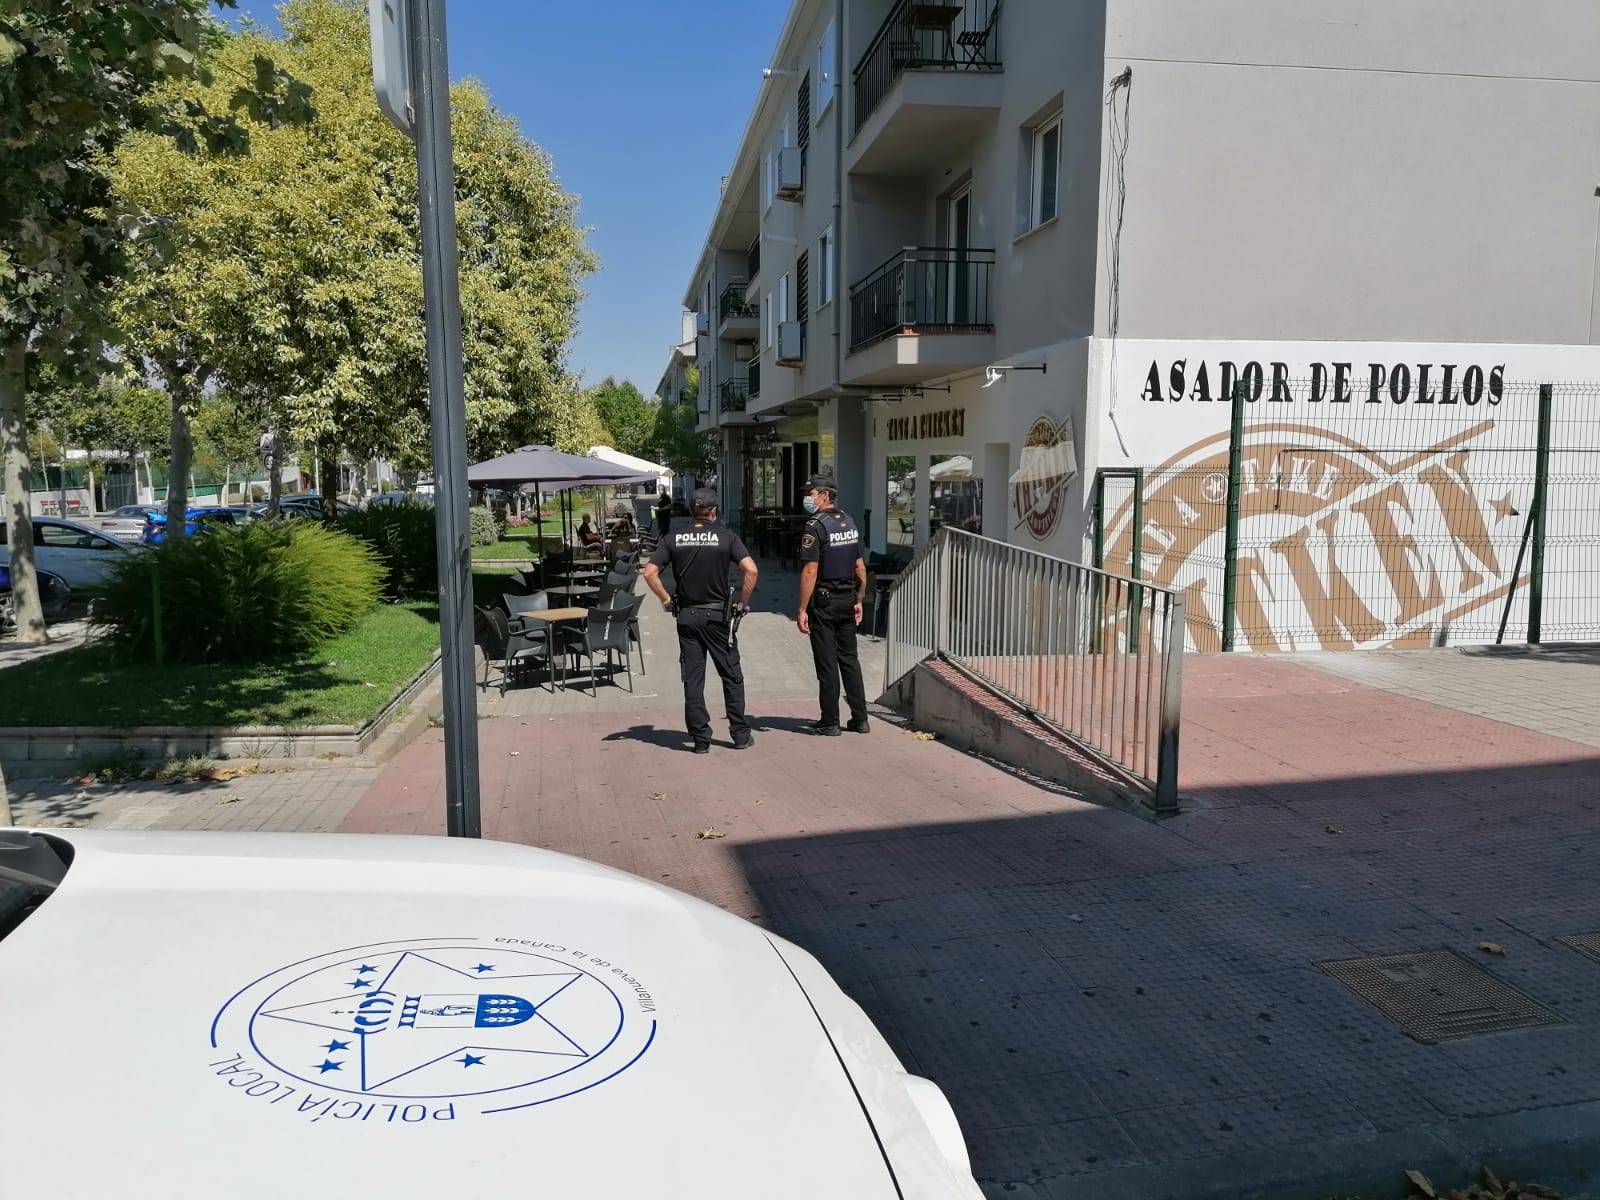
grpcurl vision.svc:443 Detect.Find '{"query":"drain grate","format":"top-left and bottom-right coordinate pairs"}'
top-left (1317, 949), bottom-right (1565, 1044)
top-left (1557, 931), bottom-right (1600, 966)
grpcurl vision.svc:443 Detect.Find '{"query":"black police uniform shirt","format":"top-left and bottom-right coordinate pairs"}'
top-left (650, 522), bottom-right (750, 607)
top-left (800, 508), bottom-right (863, 587)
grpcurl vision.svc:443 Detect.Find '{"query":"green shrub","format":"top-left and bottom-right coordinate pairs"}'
top-left (468, 505), bottom-right (498, 547)
top-left (337, 504), bottom-right (439, 600)
top-left (90, 521), bottom-right (384, 663)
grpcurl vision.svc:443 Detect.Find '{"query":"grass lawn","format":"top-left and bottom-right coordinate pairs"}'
top-left (0, 603), bottom-right (441, 730)
top-left (471, 529), bottom-right (563, 561)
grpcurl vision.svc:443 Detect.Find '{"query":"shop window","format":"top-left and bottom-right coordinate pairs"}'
top-left (930, 453), bottom-right (982, 537)
top-left (886, 455), bottom-right (917, 550)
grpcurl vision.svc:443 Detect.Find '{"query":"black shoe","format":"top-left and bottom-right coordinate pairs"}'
top-left (732, 733), bottom-right (755, 750)
top-left (846, 718), bottom-right (870, 734)
top-left (691, 740), bottom-right (711, 755)
top-left (807, 723), bottom-right (842, 737)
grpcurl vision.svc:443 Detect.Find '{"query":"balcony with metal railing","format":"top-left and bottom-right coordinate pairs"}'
top-left (845, 246), bottom-right (995, 384)
top-left (718, 281), bottom-right (759, 338)
top-left (848, 0), bottom-right (1003, 175)
top-left (718, 377), bottom-right (750, 415)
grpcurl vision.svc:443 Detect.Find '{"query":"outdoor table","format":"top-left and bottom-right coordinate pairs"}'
top-left (545, 584), bottom-right (599, 602)
top-left (515, 606), bottom-right (589, 691)
top-left (557, 569), bottom-right (603, 581)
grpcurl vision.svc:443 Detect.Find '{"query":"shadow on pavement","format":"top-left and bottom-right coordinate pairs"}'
top-left (601, 723), bottom-right (696, 751)
top-left (727, 757), bottom-right (1600, 1198)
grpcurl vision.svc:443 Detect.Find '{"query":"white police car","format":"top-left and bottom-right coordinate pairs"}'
top-left (0, 829), bottom-right (981, 1199)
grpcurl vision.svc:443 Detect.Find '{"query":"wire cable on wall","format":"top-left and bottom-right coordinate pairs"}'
top-left (1102, 66), bottom-right (1134, 456)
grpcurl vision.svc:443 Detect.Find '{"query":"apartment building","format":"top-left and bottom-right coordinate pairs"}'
top-left (673, 0), bottom-right (1600, 642)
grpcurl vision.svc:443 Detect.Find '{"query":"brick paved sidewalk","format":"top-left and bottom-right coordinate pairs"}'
top-left (339, 650), bottom-right (1600, 1200)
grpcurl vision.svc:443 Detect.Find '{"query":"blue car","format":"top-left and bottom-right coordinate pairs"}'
top-left (141, 507), bottom-right (244, 546)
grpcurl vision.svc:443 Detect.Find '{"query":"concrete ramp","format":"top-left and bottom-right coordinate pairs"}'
top-left (883, 658), bottom-right (1167, 818)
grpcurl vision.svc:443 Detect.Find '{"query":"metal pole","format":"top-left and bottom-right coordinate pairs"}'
top-left (1153, 596), bottom-right (1184, 816)
top-left (411, 0), bottom-right (481, 838)
top-left (151, 566), bottom-right (164, 668)
top-left (1528, 383), bottom-right (1552, 646)
top-left (1495, 507), bottom-right (1534, 645)
top-left (1128, 468), bottom-right (1144, 653)
top-left (1221, 381), bottom-right (1245, 652)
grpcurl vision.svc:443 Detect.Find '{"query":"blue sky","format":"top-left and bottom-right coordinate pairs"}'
top-left (237, 0), bottom-right (786, 393)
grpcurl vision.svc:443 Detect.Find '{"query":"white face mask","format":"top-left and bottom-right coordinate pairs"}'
top-left (802, 495), bottom-right (820, 514)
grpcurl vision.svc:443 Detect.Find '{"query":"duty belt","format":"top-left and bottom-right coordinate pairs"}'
top-left (681, 601), bottom-right (726, 609)
top-left (816, 580), bottom-right (855, 595)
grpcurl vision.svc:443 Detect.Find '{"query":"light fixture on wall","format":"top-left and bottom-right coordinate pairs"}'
top-left (982, 362), bottom-right (1048, 388)
top-left (763, 67), bottom-right (800, 78)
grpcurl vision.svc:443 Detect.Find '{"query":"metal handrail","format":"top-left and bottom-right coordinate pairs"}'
top-left (884, 527), bottom-right (1184, 812)
top-left (853, 0), bottom-right (1003, 134)
top-left (718, 378), bottom-right (749, 413)
top-left (719, 281), bottom-right (757, 323)
top-left (848, 246), bottom-right (996, 351)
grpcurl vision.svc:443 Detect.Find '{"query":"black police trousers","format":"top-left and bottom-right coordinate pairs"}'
top-left (809, 590), bottom-right (867, 729)
top-left (676, 607), bottom-right (748, 744)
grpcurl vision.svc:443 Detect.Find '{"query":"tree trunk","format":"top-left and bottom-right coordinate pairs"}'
top-left (1, 339), bottom-right (46, 643)
top-left (165, 386), bottom-right (194, 539)
top-left (265, 422), bottom-right (283, 514)
top-left (318, 445), bottom-right (338, 521)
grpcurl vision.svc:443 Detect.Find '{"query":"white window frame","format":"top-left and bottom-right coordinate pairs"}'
top-left (762, 152), bottom-right (774, 211)
top-left (777, 273), bottom-right (792, 328)
top-left (1028, 112), bottom-right (1063, 230)
top-left (815, 19), bottom-right (836, 122)
top-left (816, 225), bottom-right (834, 308)
top-left (763, 291), bottom-right (774, 348)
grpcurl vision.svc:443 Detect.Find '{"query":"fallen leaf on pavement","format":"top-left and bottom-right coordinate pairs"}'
top-left (651, 792), bottom-right (668, 802)
top-left (1478, 941), bottom-right (1506, 955)
top-left (907, 731), bottom-right (938, 741)
top-left (696, 828), bottom-right (725, 841)
top-left (509, 751), bottom-right (519, 756)
top-left (1405, 1170), bottom-right (1437, 1198)
top-left (219, 794), bottom-right (243, 805)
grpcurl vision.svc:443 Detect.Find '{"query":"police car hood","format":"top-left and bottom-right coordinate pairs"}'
top-left (0, 831), bottom-right (978, 1199)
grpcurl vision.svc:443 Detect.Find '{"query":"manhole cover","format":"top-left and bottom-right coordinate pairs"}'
top-left (1557, 931), bottom-right (1600, 966)
top-left (1317, 950), bottom-right (1564, 1044)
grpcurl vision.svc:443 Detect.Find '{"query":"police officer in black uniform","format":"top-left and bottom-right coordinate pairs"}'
top-left (642, 487), bottom-right (758, 754)
top-left (796, 475), bottom-right (869, 736)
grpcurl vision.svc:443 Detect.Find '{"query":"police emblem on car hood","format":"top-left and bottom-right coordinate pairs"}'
top-left (209, 938), bottom-right (656, 1122)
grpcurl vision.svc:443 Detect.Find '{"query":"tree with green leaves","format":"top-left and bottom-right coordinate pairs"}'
top-left (652, 365), bottom-right (717, 480)
top-left (588, 376), bottom-right (658, 460)
top-left (0, 0), bottom-right (310, 640)
top-left (108, 0), bottom-right (597, 527)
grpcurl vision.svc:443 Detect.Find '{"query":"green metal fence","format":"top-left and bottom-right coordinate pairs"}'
top-left (1099, 378), bottom-right (1600, 651)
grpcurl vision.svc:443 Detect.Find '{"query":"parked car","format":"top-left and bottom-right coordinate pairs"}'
top-left (97, 504), bottom-right (158, 543)
top-left (142, 507), bottom-right (244, 546)
top-left (0, 565), bottom-right (72, 632)
top-left (367, 490), bottom-right (434, 508)
top-left (251, 493), bottom-right (360, 521)
top-left (0, 516), bottom-right (132, 590)
top-left (0, 829), bottom-right (982, 1199)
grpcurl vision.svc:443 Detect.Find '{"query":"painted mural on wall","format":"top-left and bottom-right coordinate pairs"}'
top-left (1096, 340), bottom-right (1600, 651)
top-left (1011, 415), bottom-right (1077, 542)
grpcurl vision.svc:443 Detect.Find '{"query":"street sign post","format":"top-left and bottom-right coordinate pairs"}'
top-left (372, 0), bottom-right (482, 838)
top-left (368, 0), bottom-right (413, 135)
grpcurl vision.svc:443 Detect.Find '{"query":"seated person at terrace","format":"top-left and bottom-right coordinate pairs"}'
top-left (577, 514), bottom-right (604, 547)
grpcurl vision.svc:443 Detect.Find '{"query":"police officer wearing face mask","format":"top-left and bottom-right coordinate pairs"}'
top-left (796, 475), bottom-right (869, 736)
top-left (642, 487), bottom-right (759, 754)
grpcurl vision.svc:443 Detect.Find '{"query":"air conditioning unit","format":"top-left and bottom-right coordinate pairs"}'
top-left (776, 320), bottom-right (804, 365)
top-left (776, 147), bottom-right (804, 200)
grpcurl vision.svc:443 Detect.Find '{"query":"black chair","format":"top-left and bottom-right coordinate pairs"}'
top-left (475, 605), bottom-right (559, 694)
top-left (504, 590), bottom-right (549, 619)
top-left (564, 595), bottom-right (639, 694)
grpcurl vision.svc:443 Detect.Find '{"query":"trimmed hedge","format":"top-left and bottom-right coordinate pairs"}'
top-left (90, 521), bottom-right (383, 663)
top-left (337, 503), bottom-right (438, 600)
top-left (468, 505), bottom-right (499, 547)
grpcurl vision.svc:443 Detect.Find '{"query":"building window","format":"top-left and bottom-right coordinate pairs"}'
top-left (777, 273), bottom-right (791, 326)
top-left (816, 225), bottom-right (834, 307)
top-left (762, 292), bottom-right (772, 348)
top-left (762, 152), bottom-right (773, 211)
top-left (796, 251), bottom-right (809, 333)
top-left (1028, 112), bottom-right (1062, 230)
top-left (816, 19), bottom-right (836, 121)
top-left (886, 455), bottom-right (916, 549)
